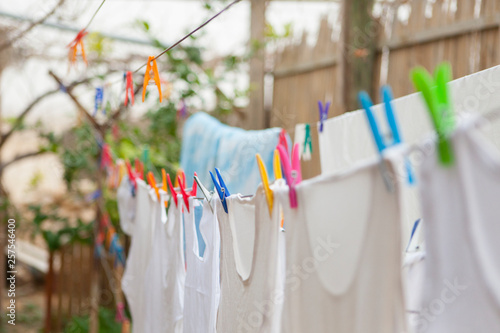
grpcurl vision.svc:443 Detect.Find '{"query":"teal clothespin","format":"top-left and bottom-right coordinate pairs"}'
top-left (141, 145), bottom-right (150, 177)
top-left (303, 123), bottom-right (312, 158)
top-left (411, 63), bottom-right (455, 166)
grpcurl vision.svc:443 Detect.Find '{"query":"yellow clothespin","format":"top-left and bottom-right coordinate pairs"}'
top-left (142, 56), bottom-right (163, 103)
top-left (273, 149), bottom-right (282, 180)
top-left (256, 154), bottom-right (273, 216)
top-left (273, 149), bottom-right (285, 229)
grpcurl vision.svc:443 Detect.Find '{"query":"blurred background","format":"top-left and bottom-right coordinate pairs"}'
top-left (0, 0), bottom-right (498, 332)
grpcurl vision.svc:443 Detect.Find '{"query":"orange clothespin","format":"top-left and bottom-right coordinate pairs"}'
top-left (142, 56), bottom-right (162, 103)
top-left (175, 169), bottom-right (186, 188)
top-left (67, 29), bottom-right (88, 68)
top-left (124, 71), bottom-right (134, 106)
top-left (161, 169), bottom-right (169, 208)
top-left (256, 154), bottom-right (273, 216)
top-left (134, 159), bottom-right (144, 180)
top-left (147, 171), bottom-right (161, 201)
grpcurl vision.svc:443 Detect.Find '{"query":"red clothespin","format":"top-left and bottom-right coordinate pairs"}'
top-left (177, 173), bottom-right (198, 213)
top-left (277, 143), bottom-right (302, 208)
top-left (190, 172), bottom-right (198, 197)
top-left (124, 71), bottom-right (134, 106)
top-left (167, 173), bottom-right (178, 207)
top-left (142, 56), bottom-right (162, 103)
top-left (125, 160), bottom-right (137, 189)
top-left (100, 144), bottom-right (112, 169)
top-left (67, 29), bottom-right (88, 68)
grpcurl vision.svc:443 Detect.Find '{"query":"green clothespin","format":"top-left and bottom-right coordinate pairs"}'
top-left (142, 145), bottom-right (150, 178)
top-left (303, 123), bottom-right (313, 159)
top-left (411, 63), bottom-right (454, 166)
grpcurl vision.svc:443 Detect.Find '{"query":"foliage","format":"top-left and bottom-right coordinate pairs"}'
top-left (64, 307), bottom-right (122, 333)
top-left (29, 205), bottom-right (93, 252)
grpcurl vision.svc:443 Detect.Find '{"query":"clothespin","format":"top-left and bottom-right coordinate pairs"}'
top-left (124, 71), bottom-right (134, 106)
top-left (116, 302), bottom-right (126, 323)
top-left (147, 171), bottom-right (161, 201)
top-left (302, 123), bottom-right (312, 161)
top-left (167, 173), bottom-right (179, 207)
top-left (411, 63), bottom-right (455, 166)
top-left (278, 129), bottom-right (289, 155)
top-left (382, 86), bottom-right (415, 184)
top-left (194, 174), bottom-right (214, 202)
top-left (177, 98), bottom-right (187, 119)
top-left (175, 169), bottom-right (186, 189)
top-left (273, 149), bottom-right (282, 180)
top-left (134, 158), bottom-right (144, 180)
top-left (85, 189), bottom-right (101, 203)
top-left (94, 86), bottom-right (104, 116)
top-left (67, 29), bottom-right (88, 68)
top-left (277, 143), bottom-right (302, 208)
top-left (178, 176), bottom-right (191, 212)
top-left (142, 56), bottom-right (162, 103)
top-left (318, 101), bottom-right (331, 133)
top-left (100, 144), bottom-right (112, 169)
top-left (161, 169), bottom-right (169, 208)
top-left (125, 160), bottom-right (137, 190)
top-left (210, 168), bottom-right (230, 213)
top-left (256, 154), bottom-right (273, 216)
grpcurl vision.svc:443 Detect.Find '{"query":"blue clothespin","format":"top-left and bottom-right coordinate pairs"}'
top-left (94, 86), bottom-right (104, 116)
top-left (318, 101), bottom-right (331, 133)
top-left (382, 86), bottom-right (414, 184)
top-left (209, 168), bottom-right (230, 213)
top-left (109, 234), bottom-right (125, 267)
top-left (358, 86), bottom-right (414, 186)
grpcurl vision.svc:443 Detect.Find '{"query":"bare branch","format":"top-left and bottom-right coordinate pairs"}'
top-left (0, 150), bottom-right (45, 172)
top-left (49, 71), bottom-right (103, 136)
top-left (0, 0), bottom-right (66, 52)
top-left (0, 72), bottom-right (114, 148)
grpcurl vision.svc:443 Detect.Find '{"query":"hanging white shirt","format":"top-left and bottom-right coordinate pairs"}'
top-left (183, 197), bottom-right (220, 333)
top-left (416, 118), bottom-right (500, 333)
top-left (276, 151), bottom-right (407, 333)
top-left (116, 175), bottom-right (136, 236)
top-left (121, 180), bottom-right (156, 332)
top-left (216, 182), bottom-right (286, 333)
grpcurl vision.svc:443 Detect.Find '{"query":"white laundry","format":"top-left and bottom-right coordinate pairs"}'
top-left (116, 175), bottom-right (136, 236)
top-left (277, 150), bottom-right (407, 333)
top-left (183, 198), bottom-right (220, 333)
top-left (416, 118), bottom-right (500, 333)
top-left (121, 180), bottom-right (156, 333)
top-left (216, 182), bottom-right (286, 333)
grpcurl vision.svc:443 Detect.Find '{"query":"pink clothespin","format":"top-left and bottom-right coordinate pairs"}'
top-left (277, 143), bottom-right (302, 208)
top-left (100, 144), bottom-right (112, 169)
top-left (278, 129), bottom-right (289, 156)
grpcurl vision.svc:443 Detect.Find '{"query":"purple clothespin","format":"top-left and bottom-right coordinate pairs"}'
top-left (178, 98), bottom-right (187, 119)
top-left (318, 101), bottom-right (331, 133)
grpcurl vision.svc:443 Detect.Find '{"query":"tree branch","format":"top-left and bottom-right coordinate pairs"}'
top-left (0, 150), bottom-right (45, 172)
top-left (49, 71), bottom-right (103, 136)
top-left (0, 72), bottom-right (113, 148)
top-left (0, 0), bottom-right (66, 52)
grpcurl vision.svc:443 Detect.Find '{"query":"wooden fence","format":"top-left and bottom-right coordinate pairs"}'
top-left (272, 0), bottom-right (500, 178)
top-left (47, 242), bottom-right (119, 332)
